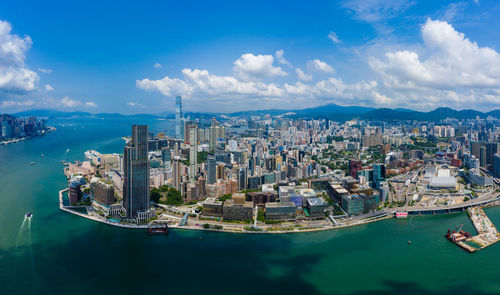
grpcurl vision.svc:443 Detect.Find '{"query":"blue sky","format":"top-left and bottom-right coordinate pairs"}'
top-left (0, 0), bottom-right (499, 113)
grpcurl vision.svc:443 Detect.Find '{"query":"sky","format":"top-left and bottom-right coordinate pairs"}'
top-left (0, 0), bottom-right (500, 114)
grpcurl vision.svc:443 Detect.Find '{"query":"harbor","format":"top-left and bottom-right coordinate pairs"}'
top-left (447, 206), bottom-right (500, 253)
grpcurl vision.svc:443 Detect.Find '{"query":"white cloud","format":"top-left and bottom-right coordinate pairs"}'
top-left (308, 59), bottom-right (335, 73)
top-left (45, 84), bottom-right (54, 91)
top-left (275, 50), bottom-right (291, 66)
top-left (58, 97), bottom-right (97, 108)
top-left (342, 0), bottom-right (415, 23)
top-left (137, 66), bottom-right (379, 111)
top-left (60, 96), bottom-right (81, 107)
top-left (126, 101), bottom-right (144, 107)
top-left (369, 19), bottom-right (500, 89)
top-left (38, 68), bottom-right (52, 74)
top-left (233, 53), bottom-right (287, 80)
top-left (154, 63), bottom-right (162, 69)
top-left (0, 19), bottom-right (39, 93)
top-left (295, 68), bottom-right (312, 81)
top-left (328, 31), bottom-right (341, 44)
top-left (0, 99), bottom-right (34, 108)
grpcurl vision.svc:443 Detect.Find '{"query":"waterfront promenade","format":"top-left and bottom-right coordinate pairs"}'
top-left (59, 188), bottom-right (500, 234)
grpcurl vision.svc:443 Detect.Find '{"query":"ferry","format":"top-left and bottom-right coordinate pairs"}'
top-left (147, 223), bottom-right (169, 235)
top-left (26, 212), bottom-right (32, 218)
top-left (395, 211), bottom-right (408, 219)
top-left (29, 162), bottom-right (36, 166)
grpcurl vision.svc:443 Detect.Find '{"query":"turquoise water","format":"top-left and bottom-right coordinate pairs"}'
top-left (1, 118), bottom-right (500, 295)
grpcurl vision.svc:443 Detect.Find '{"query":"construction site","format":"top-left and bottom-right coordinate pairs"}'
top-left (446, 206), bottom-right (500, 253)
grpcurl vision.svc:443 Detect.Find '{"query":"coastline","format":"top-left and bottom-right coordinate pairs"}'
top-left (59, 188), bottom-right (500, 234)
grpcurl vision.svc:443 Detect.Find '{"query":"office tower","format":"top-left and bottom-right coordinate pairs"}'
top-left (189, 123), bottom-right (198, 178)
top-left (123, 125), bottom-right (150, 219)
top-left (173, 156), bottom-right (181, 191)
top-left (480, 146), bottom-right (487, 167)
top-left (372, 163), bottom-right (386, 183)
top-left (238, 168), bottom-right (247, 191)
top-left (216, 163), bottom-right (225, 180)
top-left (206, 153), bottom-right (216, 185)
top-left (494, 154), bottom-right (500, 177)
top-left (175, 96), bottom-right (183, 139)
top-left (209, 118), bottom-right (217, 152)
top-left (161, 147), bottom-right (171, 164)
top-left (486, 143), bottom-right (499, 168)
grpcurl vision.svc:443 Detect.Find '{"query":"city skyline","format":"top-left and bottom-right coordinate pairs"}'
top-left (0, 1), bottom-right (500, 114)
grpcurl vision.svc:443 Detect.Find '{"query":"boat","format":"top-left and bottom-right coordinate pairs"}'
top-left (41, 154), bottom-right (44, 157)
top-left (29, 162), bottom-right (36, 166)
top-left (445, 226), bottom-right (472, 243)
top-left (147, 223), bottom-right (169, 235)
top-left (26, 212), bottom-right (32, 218)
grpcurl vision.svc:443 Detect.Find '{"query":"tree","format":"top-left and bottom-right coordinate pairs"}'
top-left (150, 188), bottom-right (161, 203)
top-left (166, 188), bottom-right (183, 205)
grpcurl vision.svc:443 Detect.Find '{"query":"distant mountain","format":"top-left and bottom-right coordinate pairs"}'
top-left (360, 107), bottom-right (495, 121)
top-left (14, 109), bottom-right (93, 118)
top-left (13, 109), bottom-right (164, 120)
top-left (10, 105), bottom-right (500, 122)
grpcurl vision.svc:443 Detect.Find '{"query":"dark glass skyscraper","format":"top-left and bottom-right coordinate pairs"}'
top-left (206, 153), bottom-right (216, 185)
top-left (123, 125), bottom-right (150, 218)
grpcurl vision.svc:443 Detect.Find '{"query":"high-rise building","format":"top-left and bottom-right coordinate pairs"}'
top-left (348, 159), bottom-right (362, 179)
top-left (206, 153), bottom-right (216, 185)
top-left (238, 168), bottom-right (247, 191)
top-left (123, 125), bottom-right (151, 220)
top-left (372, 163), bottom-right (386, 183)
top-left (209, 117), bottom-right (218, 152)
top-left (188, 123), bottom-right (198, 178)
top-left (173, 156), bottom-right (181, 191)
top-left (175, 96), bottom-right (183, 139)
top-left (494, 154), bottom-right (500, 177)
top-left (480, 146), bottom-right (487, 167)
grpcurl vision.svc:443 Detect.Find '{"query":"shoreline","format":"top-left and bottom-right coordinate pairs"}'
top-left (58, 188), bottom-right (500, 234)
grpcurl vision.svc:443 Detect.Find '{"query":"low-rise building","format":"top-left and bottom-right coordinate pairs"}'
top-left (222, 199), bottom-right (253, 220)
top-left (265, 202), bottom-right (296, 221)
top-left (306, 197), bottom-right (328, 218)
top-left (202, 197), bottom-right (223, 217)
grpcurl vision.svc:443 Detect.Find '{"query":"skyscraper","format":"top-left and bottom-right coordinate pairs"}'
top-left (173, 156), bottom-right (181, 191)
top-left (188, 123), bottom-right (198, 178)
top-left (175, 96), bottom-right (183, 139)
top-left (206, 153), bottom-right (216, 185)
top-left (123, 125), bottom-right (151, 221)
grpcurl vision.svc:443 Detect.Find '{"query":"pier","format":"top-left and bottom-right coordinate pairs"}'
top-left (451, 206), bottom-right (500, 253)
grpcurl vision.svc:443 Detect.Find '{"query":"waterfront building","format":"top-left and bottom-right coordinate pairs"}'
top-left (91, 178), bottom-right (115, 206)
top-left (123, 125), bottom-right (152, 221)
top-left (306, 197), bottom-right (328, 219)
top-left (69, 175), bottom-right (85, 206)
top-left (265, 202), bottom-right (296, 221)
top-left (202, 197), bottom-right (223, 217)
top-left (222, 199), bottom-right (253, 220)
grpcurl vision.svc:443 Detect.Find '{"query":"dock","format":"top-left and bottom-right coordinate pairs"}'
top-left (451, 206), bottom-right (500, 253)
